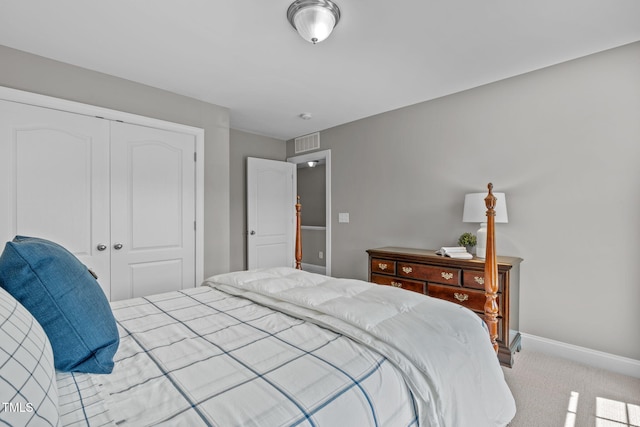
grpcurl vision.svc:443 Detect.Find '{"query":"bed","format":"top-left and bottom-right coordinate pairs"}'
top-left (0, 184), bottom-right (514, 426)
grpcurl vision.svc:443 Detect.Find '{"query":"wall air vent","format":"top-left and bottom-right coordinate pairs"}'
top-left (294, 132), bottom-right (320, 153)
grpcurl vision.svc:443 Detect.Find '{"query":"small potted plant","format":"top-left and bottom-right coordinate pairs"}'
top-left (458, 232), bottom-right (477, 254)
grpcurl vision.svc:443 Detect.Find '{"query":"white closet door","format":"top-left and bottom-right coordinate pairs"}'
top-left (110, 122), bottom-right (196, 300)
top-left (0, 99), bottom-right (112, 296)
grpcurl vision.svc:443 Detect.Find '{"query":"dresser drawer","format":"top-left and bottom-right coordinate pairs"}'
top-left (371, 274), bottom-right (425, 294)
top-left (398, 262), bottom-right (460, 285)
top-left (427, 284), bottom-right (502, 316)
top-left (476, 314), bottom-right (505, 343)
top-left (462, 270), bottom-right (504, 292)
top-left (371, 259), bottom-right (396, 275)
top-left (367, 247), bottom-right (521, 367)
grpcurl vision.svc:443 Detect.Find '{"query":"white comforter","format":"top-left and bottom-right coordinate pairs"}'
top-left (206, 267), bottom-right (516, 427)
top-left (58, 273), bottom-right (419, 426)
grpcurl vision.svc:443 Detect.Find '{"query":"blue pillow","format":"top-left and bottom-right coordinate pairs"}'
top-left (0, 236), bottom-right (119, 374)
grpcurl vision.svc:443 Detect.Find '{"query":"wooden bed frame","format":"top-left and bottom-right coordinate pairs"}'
top-left (293, 183), bottom-right (501, 353)
top-left (483, 183), bottom-right (500, 353)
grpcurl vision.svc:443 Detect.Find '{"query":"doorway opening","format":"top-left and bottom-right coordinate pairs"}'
top-left (287, 150), bottom-right (331, 276)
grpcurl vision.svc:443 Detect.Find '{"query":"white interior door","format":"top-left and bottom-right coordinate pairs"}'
top-left (247, 157), bottom-right (296, 269)
top-left (110, 122), bottom-right (196, 300)
top-left (0, 99), bottom-right (112, 296)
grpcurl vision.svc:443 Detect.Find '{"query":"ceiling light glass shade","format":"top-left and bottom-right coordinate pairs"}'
top-left (287, 0), bottom-right (341, 44)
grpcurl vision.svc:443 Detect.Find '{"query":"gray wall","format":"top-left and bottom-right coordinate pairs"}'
top-left (301, 229), bottom-right (326, 267)
top-left (0, 45), bottom-right (231, 279)
top-left (298, 165), bottom-right (326, 226)
top-left (287, 42), bottom-right (640, 360)
top-left (229, 129), bottom-right (287, 271)
top-left (298, 165), bottom-right (327, 266)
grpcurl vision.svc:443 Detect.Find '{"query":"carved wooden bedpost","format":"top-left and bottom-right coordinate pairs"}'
top-left (484, 183), bottom-right (500, 353)
top-left (295, 196), bottom-right (302, 270)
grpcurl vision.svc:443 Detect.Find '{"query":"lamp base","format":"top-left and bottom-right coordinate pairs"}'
top-left (476, 223), bottom-right (487, 259)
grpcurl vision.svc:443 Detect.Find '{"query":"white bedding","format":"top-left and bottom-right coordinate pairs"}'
top-left (57, 267), bottom-right (515, 426)
top-left (207, 267), bottom-right (516, 427)
top-left (57, 272), bottom-right (419, 426)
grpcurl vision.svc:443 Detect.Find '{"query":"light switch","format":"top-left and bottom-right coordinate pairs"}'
top-left (338, 212), bottom-right (350, 223)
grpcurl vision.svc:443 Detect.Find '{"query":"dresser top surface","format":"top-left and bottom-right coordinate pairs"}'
top-left (366, 247), bottom-right (523, 268)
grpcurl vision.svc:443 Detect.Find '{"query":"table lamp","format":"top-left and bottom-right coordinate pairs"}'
top-left (462, 192), bottom-right (508, 259)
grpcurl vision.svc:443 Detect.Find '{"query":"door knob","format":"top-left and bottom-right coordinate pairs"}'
top-left (97, 244), bottom-right (107, 251)
top-left (250, 230), bottom-right (256, 235)
top-left (113, 243), bottom-right (123, 250)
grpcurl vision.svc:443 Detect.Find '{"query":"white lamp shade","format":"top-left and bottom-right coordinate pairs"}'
top-left (293, 5), bottom-right (337, 43)
top-left (462, 192), bottom-right (508, 224)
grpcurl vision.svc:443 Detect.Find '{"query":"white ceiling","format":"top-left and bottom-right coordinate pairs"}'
top-left (1, 0), bottom-right (639, 140)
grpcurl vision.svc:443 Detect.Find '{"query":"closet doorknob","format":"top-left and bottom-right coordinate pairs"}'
top-left (249, 230), bottom-right (256, 235)
top-left (113, 243), bottom-right (123, 250)
top-left (96, 244), bottom-right (107, 251)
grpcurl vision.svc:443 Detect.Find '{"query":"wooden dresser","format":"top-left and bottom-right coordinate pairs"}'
top-left (366, 247), bottom-right (522, 367)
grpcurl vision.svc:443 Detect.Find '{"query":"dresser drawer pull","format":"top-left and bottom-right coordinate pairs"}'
top-left (378, 263), bottom-right (388, 270)
top-left (441, 272), bottom-right (454, 280)
top-left (454, 292), bottom-right (469, 302)
top-left (402, 266), bottom-right (413, 274)
top-left (391, 281), bottom-right (403, 288)
top-left (474, 276), bottom-right (484, 285)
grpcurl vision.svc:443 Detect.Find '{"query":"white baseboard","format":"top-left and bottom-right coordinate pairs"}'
top-left (301, 263), bottom-right (326, 275)
top-left (521, 333), bottom-right (640, 379)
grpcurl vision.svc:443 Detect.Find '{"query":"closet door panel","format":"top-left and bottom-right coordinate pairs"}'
top-left (110, 122), bottom-right (196, 301)
top-left (129, 259), bottom-right (183, 298)
top-left (0, 100), bottom-right (111, 296)
top-left (129, 141), bottom-right (183, 249)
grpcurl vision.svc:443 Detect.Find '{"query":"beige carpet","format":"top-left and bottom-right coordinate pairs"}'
top-left (502, 350), bottom-right (640, 426)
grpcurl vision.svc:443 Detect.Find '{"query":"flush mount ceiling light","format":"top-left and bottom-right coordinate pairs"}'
top-left (287, 0), bottom-right (341, 44)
